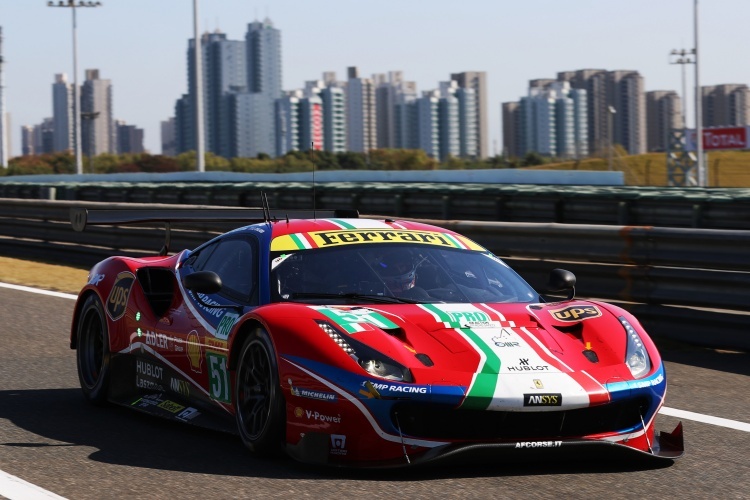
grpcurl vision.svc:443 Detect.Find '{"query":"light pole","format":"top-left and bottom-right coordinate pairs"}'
top-left (48, 0), bottom-right (102, 175)
top-left (694, 0), bottom-right (705, 186)
top-left (669, 49), bottom-right (694, 131)
top-left (607, 105), bottom-right (616, 171)
top-left (193, 0), bottom-right (205, 172)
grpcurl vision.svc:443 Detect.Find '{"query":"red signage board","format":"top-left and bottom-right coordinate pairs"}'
top-left (686, 126), bottom-right (749, 151)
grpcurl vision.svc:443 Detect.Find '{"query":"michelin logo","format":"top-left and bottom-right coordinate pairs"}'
top-left (291, 385), bottom-right (338, 402)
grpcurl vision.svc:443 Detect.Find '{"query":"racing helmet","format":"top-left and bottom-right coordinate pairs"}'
top-left (378, 248), bottom-right (416, 292)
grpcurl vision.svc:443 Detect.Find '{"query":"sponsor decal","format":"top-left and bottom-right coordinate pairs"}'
top-left (492, 335), bottom-right (520, 348)
top-left (145, 330), bottom-right (172, 350)
top-left (88, 273), bottom-right (105, 286)
top-left (176, 407), bottom-right (200, 421)
top-left (170, 377), bottom-right (191, 397)
top-left (533, 379), bottom-right (544, 389)
top-left (205, 337), bottom-right (227, 350)
top-left (313, 306), bottom-right (399, 333)
top-left (271, 230), bottom-right (484, 252)
top-left (294, 407), bottom-right (342, 424)
top-left (629, 372), bottom-right (664, 389)
top-left (507, 358), bottom-right (550, 372)
top-left (187, 331), bottom-right (202, 373)
top-left (271, 253), bottom-right (293, 270)
top-left (330, 434), bottom-right (347, 456)
top-left (420, 304), bottom-right (505, 329)
top-left (549, 305), bottom-right (602, 322)
top-left (136, 360), bottom-right (163, 381)
top-left (523, 393), bottom-right (562, 407)
top-left (515, 440), bottom-right (562, 449)
top-left (206, 351), bottom-right (230, 403)
top-left (132, 393), bottom-right (164, 408)
top-left (215, 311), bottom-right (239, 341)
top-left (290, 384), bottom-right (338, 402)
top-left (135, 378), bottom-right (165, 391)
top-left (367, 382), bottom-right (428, 395)
top-left (157, 400), bottom-right (185, 413)
top-left (190, 292), bottom-right (224, 318)
top-left (106, 271), bottom-right (135, 321)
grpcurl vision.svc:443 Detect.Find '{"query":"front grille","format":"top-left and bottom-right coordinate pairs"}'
top-left (392, 397), bottom-right (651, 440)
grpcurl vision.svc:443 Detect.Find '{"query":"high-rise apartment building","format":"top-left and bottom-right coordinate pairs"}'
top-left (275, 91), bottom-right (301, 156)
top-left (501, 101), bottom-right (520, 158)
top-left (450, 71), bottom-right (488, 158)
top-left (116, 120), bottom-right (145, 154)
top-left (504, 81), bottom-right (587, 159)
top-left (441, 80), bottom-right (477, 159)
top-left (80, 69), bottom-right (114, 156)
top-left (374, 71), bottom-right (417, 149)
top-left (345, 66), bottom-right (376, 153)
top-left (52, 73), bottom-right (73, 153)
top-left (161, 117), bottom-right (176, 156)
top-left (701, 84), bottom-right (750, 127)
top-left (415, 90), bottom-right (440, 159)
top-left (558, 69), bottom-right (645, 155)
top-left (646, 91), bottom-right (681, 152)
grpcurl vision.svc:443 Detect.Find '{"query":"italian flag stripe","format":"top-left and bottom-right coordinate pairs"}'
top-left (289, 233), bottom-right (310, 249)
top-left (443, 233), bottom-right (465, 249)
top-left (330, 219), bottom-right (357, 229)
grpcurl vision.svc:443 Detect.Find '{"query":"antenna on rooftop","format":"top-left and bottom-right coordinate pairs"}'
top-left (310, 142), bottom-right (316, 218)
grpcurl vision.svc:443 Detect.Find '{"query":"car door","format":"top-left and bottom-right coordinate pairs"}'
top-left (163, 234), bottom-right (260, 407)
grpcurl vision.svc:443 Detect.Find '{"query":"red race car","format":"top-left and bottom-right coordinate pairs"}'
top-left (70, 206), bottom-right (683, 467)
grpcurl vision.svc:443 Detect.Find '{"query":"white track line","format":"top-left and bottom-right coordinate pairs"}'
top-left (0, 470), bottom-right (67, 499)
top-left (0, 282), bottom-right (77, 300)
top-left (660, 406), bottom-right (750, 432)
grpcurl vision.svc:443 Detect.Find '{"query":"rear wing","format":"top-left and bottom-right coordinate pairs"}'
top-left (70, 207), bottom-right (359, 255)
top-left (70, 207), bottom-right (359, 232)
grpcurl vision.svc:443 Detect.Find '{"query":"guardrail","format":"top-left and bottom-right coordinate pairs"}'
top-left (2, 180), bottom-right (750, 229)
top-left (0, 198), bottom-right (747, 350)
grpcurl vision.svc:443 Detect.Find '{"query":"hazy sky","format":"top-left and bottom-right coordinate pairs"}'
top-left (1, 0), bottom-right (748, 156)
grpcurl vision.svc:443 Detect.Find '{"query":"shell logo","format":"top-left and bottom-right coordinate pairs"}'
top-left (294, 407), bottom-right (304, 418)
top-left (187, 330), bottom-right (202, 373)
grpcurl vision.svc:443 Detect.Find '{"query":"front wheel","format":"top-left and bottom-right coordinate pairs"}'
top-left (76, 294), bottom-right (111, 405)
top-left (234, 328), bottom-right (285, 456)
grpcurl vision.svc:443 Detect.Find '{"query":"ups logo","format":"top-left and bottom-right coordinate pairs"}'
top-left (106, 272), bottom-right (135, 321)
top-left (549, 305), bottom-right (601, 322)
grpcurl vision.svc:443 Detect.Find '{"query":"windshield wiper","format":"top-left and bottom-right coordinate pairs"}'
top-left (285, 292), bottom-right (421, 304)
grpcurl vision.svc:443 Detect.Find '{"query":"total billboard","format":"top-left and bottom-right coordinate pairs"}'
top-left (686, 126), bottom-right (749, 151)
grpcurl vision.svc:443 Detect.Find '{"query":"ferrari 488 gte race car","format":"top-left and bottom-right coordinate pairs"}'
top-left (70, 206), bottom-right (683, 467)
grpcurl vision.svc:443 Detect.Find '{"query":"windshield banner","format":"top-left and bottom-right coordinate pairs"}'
top-left (271, 230), bottom-right (485, 252)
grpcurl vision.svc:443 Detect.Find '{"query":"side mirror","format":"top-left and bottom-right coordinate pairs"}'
top-left (182, 271), bottom-right (222, 295)
top-left (546, 268), bottom-right (576, 300)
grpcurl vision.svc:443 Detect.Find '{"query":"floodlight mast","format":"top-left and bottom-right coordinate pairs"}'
top-left (48, 0), bottom-right (103, 175)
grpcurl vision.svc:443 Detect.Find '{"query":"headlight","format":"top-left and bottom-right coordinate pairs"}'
top-left (316, 320), bottom-right (412, 382)
top-left (619, 316), bottom-right (651, 379)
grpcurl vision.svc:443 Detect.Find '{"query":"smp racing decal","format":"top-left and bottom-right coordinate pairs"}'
top-left (271, 230), bottom-right (485, 251)
top-left (548, 305), bottom-right (602, 322)
top-left (312, 306), bottom-right (399, 333)
top-left (106, 271), bottom-right (135, 321)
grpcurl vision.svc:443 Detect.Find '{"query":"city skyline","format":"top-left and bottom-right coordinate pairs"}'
top-left (2, 0), bottom-right (749, 157)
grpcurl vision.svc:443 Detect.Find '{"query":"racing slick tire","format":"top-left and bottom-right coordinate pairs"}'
top-left (76, 294), bottom-right (111, 405)
top-left (234, 327), bottom-right (286, 457)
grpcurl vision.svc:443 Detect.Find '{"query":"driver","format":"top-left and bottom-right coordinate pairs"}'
top-left (376, 248), bottom-right (429, 300)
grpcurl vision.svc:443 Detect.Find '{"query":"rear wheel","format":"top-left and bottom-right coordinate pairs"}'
top-left (234, 328), bottom-right (285, 456)
top-left (76, 294), bottom-right (111, 405)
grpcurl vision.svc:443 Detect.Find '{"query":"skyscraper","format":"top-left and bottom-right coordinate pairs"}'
top-left (701, 84), bottom-right (750, 127)
top-left (80, 69), bottom-right (114, 156)
top-left (52, 73), bottom-right (73, 153)
top-left (450, 71), bottom-right (488, 158)
top-left (646, 91), bottom-right (681, 152)
top-left (345, 66), bottom-right (376, 153)
top-left (241, 18), bottom-right (282, 156)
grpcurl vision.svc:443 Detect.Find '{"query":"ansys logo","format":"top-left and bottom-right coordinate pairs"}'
top-left (548, 305), bottom-right (601, 322)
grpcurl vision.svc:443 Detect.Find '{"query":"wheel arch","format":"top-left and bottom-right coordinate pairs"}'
top-left (70, 288), bottom-right (104, 350)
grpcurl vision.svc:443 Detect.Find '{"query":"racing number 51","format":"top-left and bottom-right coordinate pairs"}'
top-left (207, 352), bottom-right (230, 403)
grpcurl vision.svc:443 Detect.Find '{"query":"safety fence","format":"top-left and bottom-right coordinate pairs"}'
top-left (0, 198), bottom-right (747, 350)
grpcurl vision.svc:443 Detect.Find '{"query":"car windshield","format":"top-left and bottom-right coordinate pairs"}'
top-left (269, 243), bottom-right (538, 304)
